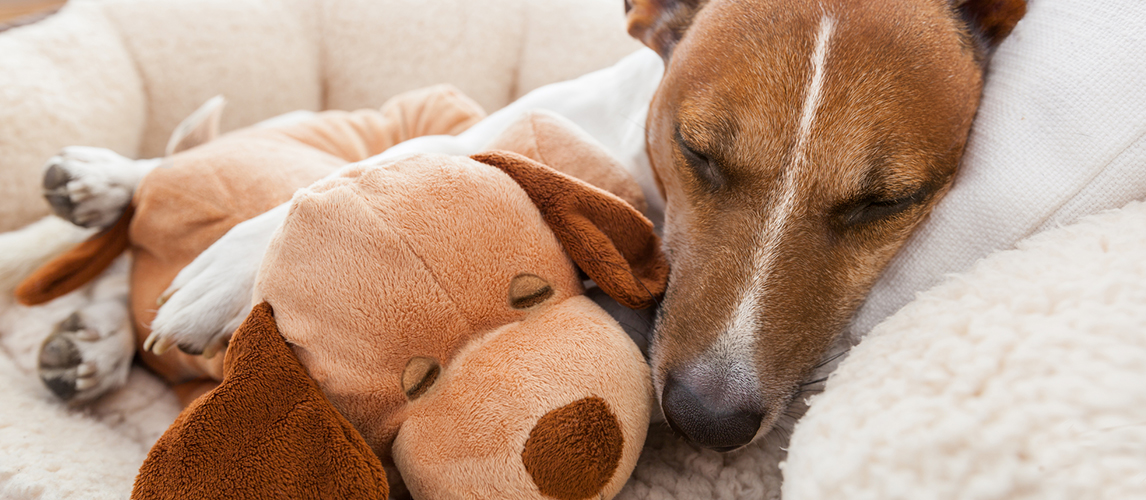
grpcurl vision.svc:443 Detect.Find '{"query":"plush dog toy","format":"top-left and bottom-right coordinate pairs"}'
top-left (18, 86), bottom-right (665, 499)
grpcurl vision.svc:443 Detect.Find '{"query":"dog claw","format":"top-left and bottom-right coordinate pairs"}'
top-left (75, 376), bottom-right (97, 391)
top-left (76, 362), bottom-right (97, 377)
top-left (156, 289), bottom-right (174, 308)
top-left (201, 337), bottom-right (227, 359)
top-left (145, 333), bottom-right (176, 356)
top-left (40, 146), bottom-right (150, 230)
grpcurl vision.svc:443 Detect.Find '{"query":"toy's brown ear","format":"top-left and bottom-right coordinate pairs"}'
top-left (15, 206), bottom-right (133, 306)
top-left (132, 302), bottom-right (389, 500)
top-left (471, 151), bottom-right (668, 310)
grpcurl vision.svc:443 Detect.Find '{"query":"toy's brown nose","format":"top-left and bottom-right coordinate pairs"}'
top-left (521, 396), bottom-right (623, 500)
top-left (661, 375), bottom-right (764, 452)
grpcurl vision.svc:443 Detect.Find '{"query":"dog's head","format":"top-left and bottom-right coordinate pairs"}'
top-left (135, 115), bottom-right (667, 500)
top-left (625, 0), bottom-right (1026, 450)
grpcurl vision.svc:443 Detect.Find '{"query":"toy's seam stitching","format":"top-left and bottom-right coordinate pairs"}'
top-left (394, 230), bottom-right (474, 332)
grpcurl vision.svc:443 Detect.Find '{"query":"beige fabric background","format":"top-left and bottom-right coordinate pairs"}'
top-left (0, 0), bottom-right (642, 232)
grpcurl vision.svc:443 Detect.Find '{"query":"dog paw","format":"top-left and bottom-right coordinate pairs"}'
top-left (42, 146), bottom-right (158, 229)
top-left (38, 306), bottom-right (134, 405)
top-left (145, 255), bottom-right (256, 358)
top-left (145, 207), bottom-right (285, 358)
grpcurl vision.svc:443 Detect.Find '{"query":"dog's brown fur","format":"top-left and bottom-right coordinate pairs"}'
top-left (626, 0), bottom-right (1026, 450)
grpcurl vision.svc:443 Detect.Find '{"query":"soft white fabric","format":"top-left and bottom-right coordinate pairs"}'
top-left (785, 201), bottom-right (1146, 500)
top-left (848, 0), bottom-right (1146, 340)
top-left (0, 1), bottom-right (145, 234)
top-left (0, 0), bottom-right (642, 232)
top-left (0, 258), bottom-right (182, 500)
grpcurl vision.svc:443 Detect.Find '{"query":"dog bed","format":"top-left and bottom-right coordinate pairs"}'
top-left (2, 0), bottom-right (1146, 499)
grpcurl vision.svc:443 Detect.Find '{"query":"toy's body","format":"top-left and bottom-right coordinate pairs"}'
top-left (136, 87), bottom-right (490, 385)
top-left (21, 86), bottom-right (665, 499)
top-left (22, 86), bottom-right (488, 389)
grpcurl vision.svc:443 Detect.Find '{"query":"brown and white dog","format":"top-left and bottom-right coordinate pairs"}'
top-left (27, 0), bottom-right (1026, 458)
top-left (627, 0), bottom-right (1025, 451)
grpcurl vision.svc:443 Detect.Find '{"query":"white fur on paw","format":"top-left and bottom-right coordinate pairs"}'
top-left (38, 301), bottom-right (135, 405)
top-left (42, 146), bottom-right (159, 229)
top-left (145, 208), bottom-right (283, 358)
top-left (146, 264), bottom-right (252, 358)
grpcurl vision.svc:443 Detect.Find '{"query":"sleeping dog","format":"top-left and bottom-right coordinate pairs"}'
top-left (626, 0), bottom-right (1026, 451)
top-left (35, 0), bottom-right (1025, 454)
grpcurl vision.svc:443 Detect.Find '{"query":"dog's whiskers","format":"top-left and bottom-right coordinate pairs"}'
top-left (800, 376), bottom-right (829, 387)
top-left (812, 348), bottom-right (850, 370)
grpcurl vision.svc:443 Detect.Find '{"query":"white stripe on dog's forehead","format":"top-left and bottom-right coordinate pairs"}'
top-left (721, 15), bottom-right (837, 362)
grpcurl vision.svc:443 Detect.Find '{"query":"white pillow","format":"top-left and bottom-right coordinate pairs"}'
top-left (848, 0), bottom-right (1146, 340)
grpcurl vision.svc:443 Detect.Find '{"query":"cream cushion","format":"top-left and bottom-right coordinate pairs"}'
top-left (0, 0), bottom-right (641, 232)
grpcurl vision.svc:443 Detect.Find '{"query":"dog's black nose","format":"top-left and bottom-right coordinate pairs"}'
top-left (661, 375), bottom-right (764, 452)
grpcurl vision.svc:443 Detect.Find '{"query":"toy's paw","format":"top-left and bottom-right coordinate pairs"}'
top-left (146, 212), bottom-right (280, 357)
top-left (39, 305), bottom-right (134, 405)
top-left (42, 146), bottom-right (157, 229)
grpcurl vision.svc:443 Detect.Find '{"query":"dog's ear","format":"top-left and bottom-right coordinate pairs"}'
top-left (952, 0), bottom-right (1027, 53)
top-left (471, 151), bottom-right (668, 310)
top-left (624, 0), bottom-right (709, 59)
top-left (165, 95), bottom-right (226, 156)
top-left (132, 302), bottom-right (389, 500)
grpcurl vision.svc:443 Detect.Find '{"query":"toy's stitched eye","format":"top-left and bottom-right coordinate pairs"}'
top-left (509, 274), bottom-right (553, 309)
top-left (402, 357), bottom-right (440, 400)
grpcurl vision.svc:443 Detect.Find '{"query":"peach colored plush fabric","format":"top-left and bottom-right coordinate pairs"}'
top-left (134, 86), bottom-right (486, 383)
top-left (17, 85), bottom-right (487, 383)
top-left (251, 151), bottom-right (657, 499)
top-left (22, 85), bottom-right (662, 499)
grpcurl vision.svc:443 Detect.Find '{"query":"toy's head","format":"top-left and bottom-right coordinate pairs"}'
top-left (134, 112), bottom-right (667, 500)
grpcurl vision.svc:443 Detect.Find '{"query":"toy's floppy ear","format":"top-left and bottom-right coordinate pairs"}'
top-left (471, 151), bottom-right (668, 310)
top-left (132, 302), bottom-right (389, 500)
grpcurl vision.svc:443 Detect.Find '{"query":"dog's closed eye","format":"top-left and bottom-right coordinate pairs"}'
top-left (838, 187), bottom-right (929, 227)
top-left (675, 128), bottom-right (725, 191)
top-left (509, 274), bottom-right (553, 310)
